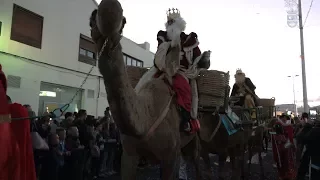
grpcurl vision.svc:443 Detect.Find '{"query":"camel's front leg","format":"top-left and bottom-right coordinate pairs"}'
top-left (247, 146), bottom-right (253, 176)
top-left (258, 150), bottom-right (265, 179)
top-left (200, 148), bottom-right (213, 180)
top-left (121, 149), bottom-right (139, 180)
top-left (160, 150), bottom-right (180, 180)
top-left (218, 153), bottom-right (227, 180)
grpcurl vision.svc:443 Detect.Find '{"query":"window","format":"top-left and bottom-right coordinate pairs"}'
top-left (123, 55), bottom-right (126, 64)
top-left (132, 59), bottom-right (137, 66)
top-left (126, 57), bottom-right (131, 66)
top-left (78, 34), bottom-right (97, 66)
top-left (123, 53), bottom-right (144, 67)
top-left (137, 61), bottom-right (142, 67)
top-left (11, 4), bottom-right (43, 48)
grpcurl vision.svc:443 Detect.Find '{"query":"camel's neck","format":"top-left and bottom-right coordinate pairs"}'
top-left (98, 34), bottom-right (143, 137)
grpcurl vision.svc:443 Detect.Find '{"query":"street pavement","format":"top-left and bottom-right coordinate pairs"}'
top-left (101, 147), bottom-right (279, 180)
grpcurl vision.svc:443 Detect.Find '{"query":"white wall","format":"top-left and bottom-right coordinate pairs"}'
top-left (0, 0), bottom-right (154, 117)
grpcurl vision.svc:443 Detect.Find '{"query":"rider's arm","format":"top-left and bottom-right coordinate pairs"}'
top-left (157, 30), bottom-right (166, 47)
top-left (182, 32), bottom-right (201, 62)
top-left (230, 84), bottom-right (237, 96)
top-left (245, 78), bottom-right (256, 91)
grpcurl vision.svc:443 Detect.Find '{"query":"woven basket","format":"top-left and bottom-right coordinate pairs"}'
top-left (197, 70), bottom-right (230, 107)
top-left (126, 66), bottom-right (148, 87)
top-left (259, 97), bottom-right (275, 107)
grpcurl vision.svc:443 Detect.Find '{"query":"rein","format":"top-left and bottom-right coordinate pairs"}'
top-left (7, 34), bottom-right (123, 123)
top-left (98, 34), bottom-right (123, 59)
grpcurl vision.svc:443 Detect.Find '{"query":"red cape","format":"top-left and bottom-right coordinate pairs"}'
top-left (0, 121), bottom-right (20, 180)
top-left (9, 103), bottom-right (36, 180)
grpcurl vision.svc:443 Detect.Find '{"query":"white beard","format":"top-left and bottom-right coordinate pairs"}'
top-left (235, 75), bottom-right (245, 85)
top-left (166, 23), bottom-right (182, 41)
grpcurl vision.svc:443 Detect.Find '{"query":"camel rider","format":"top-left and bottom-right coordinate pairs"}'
top-left (154, 8), bottom-right (201, 134)
top-left (230, 69), bottom-right (258, 118)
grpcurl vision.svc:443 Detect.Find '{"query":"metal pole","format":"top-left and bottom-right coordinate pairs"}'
top-left (293, 77), bottom-right (296, 114)
top-left (298, 0), bottom-right (309, 113)
top-left (288, 75), bottom-right (299, 115)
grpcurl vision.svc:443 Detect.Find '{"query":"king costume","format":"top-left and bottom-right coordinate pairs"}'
top-left (271, 115), bottom-right (297, 180)
top-left (230, 69), bottom-right (257, 107)
top-left (154, 8), bottom-right (201, 133)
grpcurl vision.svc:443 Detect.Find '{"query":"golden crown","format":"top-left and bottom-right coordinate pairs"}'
top-left (167, 8), bottom-right (181, 20)
top-left (235, 68), bottom-right (244, 74)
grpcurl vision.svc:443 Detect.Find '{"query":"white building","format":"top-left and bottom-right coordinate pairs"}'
top-left (0, 0), bottom-right (154, 117)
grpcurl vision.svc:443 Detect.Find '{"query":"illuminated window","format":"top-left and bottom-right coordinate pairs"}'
top-left (39, 91), bottom-right (57, 97)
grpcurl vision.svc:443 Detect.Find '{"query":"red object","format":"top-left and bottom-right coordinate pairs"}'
top-left (172, 74), bottom-right (191, 112)
top-left (10, 103), bottom-right (36, 180)
top-left (0, 64), bottom-right (10, 123)
top-left (190, 119), bottom-right (200, 133)
top-left (0, 64), bottom-right (21, 180)
top-left (0, 122), bottom-right (20, 180)
top-left (271, 122), bottom-right (297, 180)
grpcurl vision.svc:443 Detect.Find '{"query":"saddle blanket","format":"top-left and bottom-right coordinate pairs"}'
top-left (220, 114), bottom-right (238, 136)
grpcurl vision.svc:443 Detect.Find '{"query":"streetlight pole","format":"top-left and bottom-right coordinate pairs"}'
top-left (285, 0), bottom-right (309, 112)
top-left (288, 75), bottom-right (299, 115)
top-left (297, 0), bottom-right (309, 113)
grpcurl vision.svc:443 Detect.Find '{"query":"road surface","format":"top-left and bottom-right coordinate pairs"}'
top-left (101, 147), bottom-right (278, 180)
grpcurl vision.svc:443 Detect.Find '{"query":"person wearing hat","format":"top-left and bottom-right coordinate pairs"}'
top-left (230, 68), bottom-right (259, 118)
top-left (154, 8), bottom-right (203, 134)
top-left (270, 114), bottom-right (297, 180)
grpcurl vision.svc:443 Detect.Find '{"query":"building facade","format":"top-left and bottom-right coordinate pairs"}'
top-left (0, 0), bottom-right (154, 117)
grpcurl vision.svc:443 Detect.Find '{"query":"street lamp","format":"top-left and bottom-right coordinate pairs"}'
top-left (284, 0), bottom-right (309, 112)
top-left (288, 75), bottom-right (299, 115)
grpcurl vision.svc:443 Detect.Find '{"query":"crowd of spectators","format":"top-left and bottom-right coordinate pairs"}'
top-left (28, 106), bottom-right (121, 180)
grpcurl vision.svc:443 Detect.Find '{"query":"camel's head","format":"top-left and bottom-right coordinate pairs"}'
top-left (90, 0), bottom-right (126, 53)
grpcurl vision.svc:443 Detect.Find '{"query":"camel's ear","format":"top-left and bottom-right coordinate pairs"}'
top-left (119, 16), bottom-right (126, 34)
top-left (90, 9), bottom-right (98, 28)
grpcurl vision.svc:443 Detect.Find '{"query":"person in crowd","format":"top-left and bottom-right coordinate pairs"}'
top-left (50, 119), bottom-right (59, 134)
top-left (56, 128), bottom-right (70, 179)
top-left (61, 116), bottom-right (74, 129)
top-left (302, 120), bottom-right (320, 179)
top-left (296, 112), bottom-right (314, 179)
top-left (64, 126), bottom-right (86, 180)
top-left (65, 112), bottom-right (73, 119)
top-left (271, 114), bottom-right (296, 180)
top-left (91, 122), bottom-right (105, 179)
top-left (36, 113), bottom-right (51, 139)
top-left (66, 126), bottom-right (81, 151)
top-left (39, 133), bottom-right (61, 180)
top-left (106, 121), bottom-right (118, 174)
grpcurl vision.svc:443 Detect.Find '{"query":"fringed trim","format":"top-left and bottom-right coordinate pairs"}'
top-left (0, 114), bottom-right (11, 124)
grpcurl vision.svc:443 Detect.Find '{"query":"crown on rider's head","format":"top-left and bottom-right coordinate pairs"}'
top-left (167, 8), bottom-right (181, 21)
top-left (235, 68), bottom-right (244, 74)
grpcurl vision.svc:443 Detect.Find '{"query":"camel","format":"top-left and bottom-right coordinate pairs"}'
top-left (89, 0), bottom-right (201, 179)
top-left (198, 111), bottom-right (251, 180)
top-left (247, 125), bottom-right (265, 179)
top-left (197, 106), bottom-right (270, 180)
